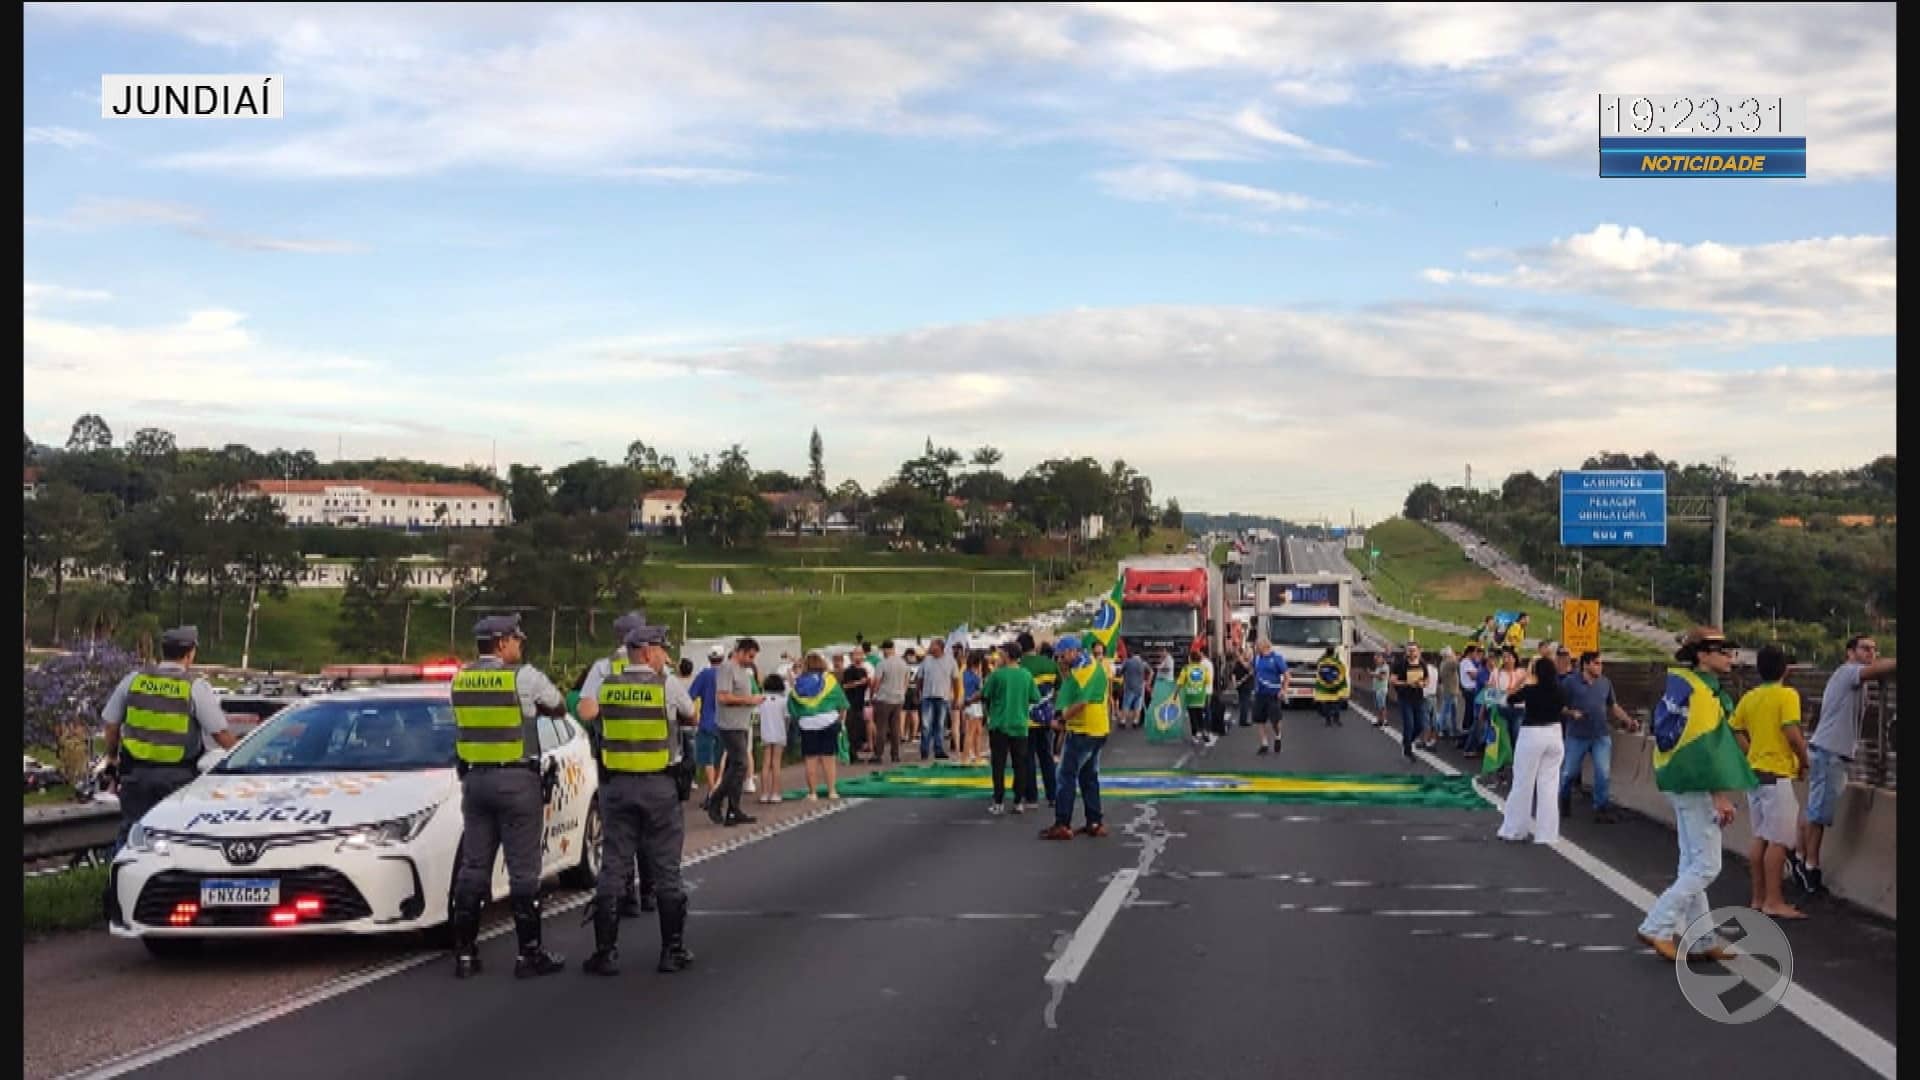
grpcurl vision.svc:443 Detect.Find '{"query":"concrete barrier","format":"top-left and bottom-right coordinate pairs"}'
top-left (1578, 732), bottom-right (1897, 919)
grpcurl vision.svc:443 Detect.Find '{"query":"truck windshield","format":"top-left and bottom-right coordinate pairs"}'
top-left (1122, 607), bottom-right (1199, 638)
top-left (1266, 616), bottom-right (1345, 648)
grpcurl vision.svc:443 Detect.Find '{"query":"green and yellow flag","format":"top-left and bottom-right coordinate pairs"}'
top-left (1145, 676), bottom-right (1185, 744)
top-left (1480, 702), bottom-right (1514, 775)
top-left (1652, 669), bottom-right (1759, 793)
top-left (1089, 573), bottom-right (1124, 655)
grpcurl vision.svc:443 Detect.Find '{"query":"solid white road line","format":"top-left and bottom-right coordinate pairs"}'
top-left (1348, 702), bottom-right (1895, 1080)
top-left (1043, 800), bottom-right (1170, 1030)
top-left (63, 797), bottom-right (869, 1080)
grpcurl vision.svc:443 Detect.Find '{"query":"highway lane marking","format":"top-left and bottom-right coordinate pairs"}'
top-left (1349, 702), bottom-right (1896, 1080)
top-left (1042, 800), bottom-right (1168, 1030)
top-left (61, 797), bottom-right (868, 1080)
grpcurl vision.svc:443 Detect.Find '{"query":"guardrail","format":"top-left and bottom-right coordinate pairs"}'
top-left (23, 801), bottom-right (120, 863)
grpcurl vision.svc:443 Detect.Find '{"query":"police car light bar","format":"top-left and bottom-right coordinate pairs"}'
top-left (419, 661), bottom-right (460, 680)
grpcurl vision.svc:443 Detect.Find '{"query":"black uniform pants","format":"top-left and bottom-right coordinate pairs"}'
top-left (597, 773), bottom-right (685, 904)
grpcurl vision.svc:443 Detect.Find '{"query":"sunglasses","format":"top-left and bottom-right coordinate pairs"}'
top-left (1697, 643), bottom-right (1730, 655)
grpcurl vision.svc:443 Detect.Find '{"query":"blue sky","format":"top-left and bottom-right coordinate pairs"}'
top-left (23, 3), bottom-right (1896, 521)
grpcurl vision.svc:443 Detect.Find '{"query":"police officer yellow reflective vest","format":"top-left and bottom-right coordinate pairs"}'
top-left (122, 670), bottom-right (201, 765)
top-left (1313, 657), bottom-right (1349, 702)
top-left (598, 667), bottom-right (671, 774)
top-left (452, 666), bottom-right (526, 765)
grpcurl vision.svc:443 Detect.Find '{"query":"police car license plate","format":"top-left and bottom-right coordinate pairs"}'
top-left (200, 878), bottom-right (279, 907)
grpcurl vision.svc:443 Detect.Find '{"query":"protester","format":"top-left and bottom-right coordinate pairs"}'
top-left (1179, 647), bottom-right (1214, 747)
top-left (688, 646), bottom-right (726, 810)
top-left (960, 652), bottom-right (987, 765)
top-left (1506, 613), bottom-right (1530, 652)
top-left (1252, 638), bottom-right (1289, 755)
top-left (1016, 632), bottom-right (1060, 809)
top-left (1231, 646), bottom-right (1255, 728)
top-left (1454, 644), bottom-right (1483, 753)
top-left (916, 638), bottom-right (957, 761)
top-left (755, 674), bottom-right (788, 804)
top-left (902, 646), bottom-right (923, 748)
top-left (839, 652), bottom-right (871, 762)
top-left (870, 640), bottom-right (910, 765)
top-left (1120, 649), bottom-right (1150, 730)
top-left (1419, 649), bottom-right (1441, 749)
top-left (1370, 653), bottom-right (1390, 720)
top-left (1041, 635), bottom-right (1111, 840)
top-left (788, 652), bottom-right (848, 801)
top-left (709, 638), bottom-right (765, 827)
top-left (1313, 645), bottom-right (1349, 727)
top-left (1731, 644), bottom-right (1810, 920)
top-left (951, 641), bottom-right (972, 758)
top-left (983, 642), bottom-right (1039, 815)
top-left (1796, 634), bottom-right (1897, 897)
top-left (1558, 651), bottom-right (1638, 824)
top-left (1389, 641), bottom-right (1428, 760)
top-left (1636, 627), bottom-right (1756, 962)
top-left (1436, 646), bottom-right (1462, 743)
top-left (1495, 657), bottom-right (1568, 844)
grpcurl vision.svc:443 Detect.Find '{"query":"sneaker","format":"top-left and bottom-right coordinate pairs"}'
top-left (1010, 802), bottom-right (1025, 814)
top-left (1786, 852), bottom-right (1813, 893)
top-left (1806, 868), bottom-right (1828, 897)
top-left (988, 802), bottom-right (1004, 816)
top-left (1040, 824), bottom-right (1074, 841)
top-left (723, 810), bottom-right (757, 827)
top-left (745, 777), bottom-right (758, 793)
top-left (1256, 745), bottom-right (1270, 756)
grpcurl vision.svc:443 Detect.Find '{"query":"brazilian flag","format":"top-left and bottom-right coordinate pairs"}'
top-left (1145, 676), bottom-right (1185, 744)
top-left (1480, 699), bottom-right (1513, 774)
top-left (1089, 573), bottom-right (1124, 655)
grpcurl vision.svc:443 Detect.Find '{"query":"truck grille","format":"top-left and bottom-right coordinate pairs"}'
top-left (133, 868), bottom-right (374, 927)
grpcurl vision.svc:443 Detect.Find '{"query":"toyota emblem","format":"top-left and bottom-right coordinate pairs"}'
top-left (223, 839), bottom-right (264, 865)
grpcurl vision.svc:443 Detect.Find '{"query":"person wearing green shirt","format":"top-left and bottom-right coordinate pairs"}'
top-left (983, 642), bottom-right (1040, 815)
top-left (1042, 635), bottom-right (1112, 840)
top-left (1015, 632), bottom-right (1060, 809)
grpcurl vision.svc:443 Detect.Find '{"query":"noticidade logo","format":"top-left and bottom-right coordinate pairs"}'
top-left (103, 75), bottom-right (283, 119)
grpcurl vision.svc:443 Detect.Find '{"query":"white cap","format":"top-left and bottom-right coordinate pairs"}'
top-left (707, 645), bottom-right (725, 660)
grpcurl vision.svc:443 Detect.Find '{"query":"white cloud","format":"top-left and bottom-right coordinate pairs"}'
top-left (1229, 106), bottom-right (1373, 166)
top-left (1095, 162), bottom-right (1327, 213)
top-left (24, 125), bottom-right (100, 149)
top-left (23, 281), bottom-right (111, 310)
top-left (596, 166), bottom-right (771, 184)
top-left (1422, 224), bottom-right (1896, 343)
top-left (29, 196), bottom-right (364, 254)
top-left (30, 4), bottom-right (1892, 180)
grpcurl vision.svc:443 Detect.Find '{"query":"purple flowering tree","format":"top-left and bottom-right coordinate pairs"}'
top-left (22, 640), bottom-right (139, 791)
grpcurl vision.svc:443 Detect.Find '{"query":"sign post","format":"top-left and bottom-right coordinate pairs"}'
top-left (1563, 598), bottom-right (1601, 655)
top-left (1560, 470), bottom-right (1667, 547)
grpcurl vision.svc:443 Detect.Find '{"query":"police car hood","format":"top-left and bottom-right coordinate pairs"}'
top-left (145, 770), bottom-right (456, 836)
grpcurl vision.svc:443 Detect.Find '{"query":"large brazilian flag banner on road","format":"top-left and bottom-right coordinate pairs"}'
top-left (837, 762), bottom-right (1487, 810)
top-left (1145, 676), bottom-right (1184, 744)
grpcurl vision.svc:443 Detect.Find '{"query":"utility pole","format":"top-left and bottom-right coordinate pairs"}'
top-left (1710, 494), bottom-right (1727, 629)
top-left (240, 580), bottom-right (259, 670)
top-left (401, 598), bottom-right (413, 659)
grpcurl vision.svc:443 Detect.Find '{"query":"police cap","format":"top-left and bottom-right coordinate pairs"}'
top-left (474, 613), bottom-right (526, 642)
top-left (160, 625), bottom-right (200, 649)
top-left (623, 622), bottom-right (669, 649)
top-left (612, 610), bottom-right (647, 640)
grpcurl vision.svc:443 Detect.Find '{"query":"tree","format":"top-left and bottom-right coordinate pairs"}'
top-left (127, 427), bottom-right (178, 462)
top-left (808, 428), bottom-right (826, 495)
top-left (754, 469), bottom-right (805, 493)
top-left (1404, 482), bottom-right (1445, 521)
top-left (23, 643), bottom-right (141, 787)
top-left (1500, 471), bottom-right (1551, 508)
top-left (66, 414), bottom-right (113, 454)
top-left (224, 495), bottom-right (304, 629)
top-left (682, 445), bottom-right (769, 548)
top-left (1160, 498), bottom-right (1184, 529)
top-left (24, 483), bottom-right (113, 643)
top-left (574, 511), bottom-right (649, 634)
top-left (873, 480), bottom-right (959, 547)
top-left (507, 464), bottom-right (552, 523)
top-left (970, 445), bottom-right (1003, 468)
top-left (551, 458), bottom-right (641, 517)
top-left (336, 557), bottom-right (416, 661)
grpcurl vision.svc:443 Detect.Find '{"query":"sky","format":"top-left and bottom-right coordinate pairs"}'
top-left (22, 2), bottom-right (1897, 523)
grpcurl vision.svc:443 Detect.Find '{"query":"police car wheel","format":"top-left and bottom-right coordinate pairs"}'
top-left (143, 937), bottom-right (202, 960)
top-left (561, 797), bottom-right (602, 890)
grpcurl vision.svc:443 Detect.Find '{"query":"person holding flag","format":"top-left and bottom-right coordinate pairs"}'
top-left (1635, 627), bottom-right (1758, 962)
top-left (788, 651), bottom-right (850, 800)
top-left (1040, 635), bottom-right (1112, 840)
top-left (1313, 645), bottom-right (1349, 727)
top-left (1015, 632), bottom-right (1060, 810)
top-left (1178, 647), bottom-right (1215, 746)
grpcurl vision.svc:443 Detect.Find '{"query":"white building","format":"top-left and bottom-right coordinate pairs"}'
top-left (246, 479), bottom-right (508, 529)
top-left (636, 488), bottom-right (686, 532)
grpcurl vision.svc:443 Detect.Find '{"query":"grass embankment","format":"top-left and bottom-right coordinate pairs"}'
top-left (24, 865), bottom-right (109, 937)
top-left (1349, 519), bottom-right (1664, 659)
top-left (26, 529), bottom-right (1186, 671)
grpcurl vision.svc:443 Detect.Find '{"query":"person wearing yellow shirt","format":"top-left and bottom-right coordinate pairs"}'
top-left (1039, 635), bottom-right (1111, 840)
top-left (1504, 612), bottom-right (1529, 652)
top-left (1730, 644), bottom-right (1812, 920)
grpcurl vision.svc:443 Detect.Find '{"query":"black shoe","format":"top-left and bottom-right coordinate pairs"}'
top-left (455, 954), bottom-right (481, 979)
top-left (1806, 868), bottom-right (1828, 897)
top-left (1785, 852), bottom-right (1812, 893)
top-left (724, 810), bottom-right (757, 827)
top-left (657, 895), bottom-right (695, 973)
top-left (706, 797), bottom-right (726, 826)
top-left (1256, 745), bottom-right (1270, 755)
top-left (581, 897), bottom-right (622, 976)
top-left (450, 900), bottom-right (483, 979)
top-left (510, 897), bottom-right (565, 978)
top-left (1558, 796), bottom-right (1573, 819)
top-left (1593, 807), bottom-right (1621, 824)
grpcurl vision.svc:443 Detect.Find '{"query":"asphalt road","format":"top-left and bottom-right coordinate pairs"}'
top-left (99, 709), bottom-right (1890, 1080)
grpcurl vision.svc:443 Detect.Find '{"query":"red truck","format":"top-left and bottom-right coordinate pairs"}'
top-left (1117, 555), bottom-right (1228, 669)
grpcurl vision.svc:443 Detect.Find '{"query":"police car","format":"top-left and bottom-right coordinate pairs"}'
top-left (108, 681), bottom-right (602, 956)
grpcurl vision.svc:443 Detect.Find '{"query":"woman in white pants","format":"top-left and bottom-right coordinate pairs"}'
top-left (1497, 657), bottom-right (1568, 844)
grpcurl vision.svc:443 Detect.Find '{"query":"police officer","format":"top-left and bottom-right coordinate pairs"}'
top-left (580, 618), bottom-right (699, 976)
top-left (579, 611), bottom-right (652, 918)
top-left (99, 626), bottom-right (238, 851)
top-left (449, 614), bottom-right (569, 980)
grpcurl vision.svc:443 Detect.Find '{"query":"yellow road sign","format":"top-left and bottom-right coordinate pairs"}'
top-left (1563, 598), bottom-right (1601, 655)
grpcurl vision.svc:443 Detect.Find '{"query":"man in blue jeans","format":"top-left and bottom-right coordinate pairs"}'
top-left (1040, 636), bottom-right (1112, 840)
top-left (916, 637), bottom-right (957, 761)
top-left (1388, 641), bottom-right (1428, 761)
top-left (1558, 651), bottom-right (1639, 823)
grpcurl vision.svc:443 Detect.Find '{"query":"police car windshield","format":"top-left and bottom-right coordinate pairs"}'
top-left (216, 698), bottom-right (458, 774)
top-left (1266, 617), bottom-right (1344, 647)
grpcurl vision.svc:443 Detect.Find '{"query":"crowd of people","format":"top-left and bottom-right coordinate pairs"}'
top-left (1357, 612), bottom-right (1896, 950)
